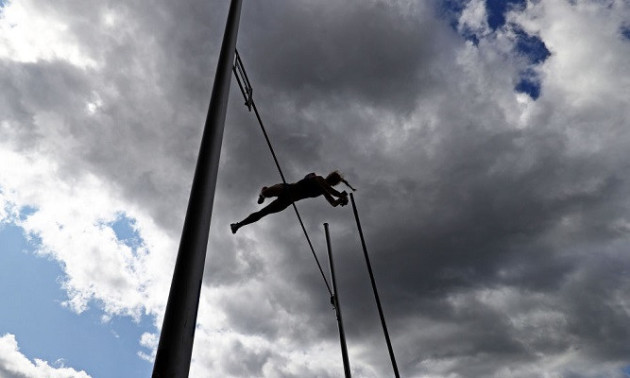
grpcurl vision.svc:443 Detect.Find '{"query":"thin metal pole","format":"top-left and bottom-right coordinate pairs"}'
top-left (350, 194), bottom-right (400, 378)
top-left (232, 53), bottom-right (333, 296)
top-left (324, 223), bottom-right (352, 378)
top-left (252, 99), bottom-right (333, 296)
top-left (152, 0), bottom-right (243, 376)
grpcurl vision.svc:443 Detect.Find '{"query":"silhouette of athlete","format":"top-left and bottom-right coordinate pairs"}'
top-left (230, 171), bottom-right (356, 234)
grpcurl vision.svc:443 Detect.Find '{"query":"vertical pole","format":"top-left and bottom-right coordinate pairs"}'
top-left (152, 0), bottom-right (243, 377)
top-left (324, 223), bottom-right (352, 378)
top-left (350, 194), bottom-right (400, 378)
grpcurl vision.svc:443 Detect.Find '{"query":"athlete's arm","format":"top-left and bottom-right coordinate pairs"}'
top-left (315, 176), bottom-right (344, 197)
top-left (323, 192), bottom-right (340, 207)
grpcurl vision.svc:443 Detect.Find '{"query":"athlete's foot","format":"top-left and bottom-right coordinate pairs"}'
top-left (230, 223), bottom-right (239, 234)
top-left (257, 187), bottom-right (268, 204)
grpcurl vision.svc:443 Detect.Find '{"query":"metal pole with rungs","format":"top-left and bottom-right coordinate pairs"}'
top-left (350, 193), bottom-right (400, 378)
top-left (152, 0), bottom-right (243, 376)
top-left (324, 223), bottom-right (352, 378)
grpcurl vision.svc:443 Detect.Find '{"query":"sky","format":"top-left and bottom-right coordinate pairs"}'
top-left (1, 0), bottom-right (630, 377)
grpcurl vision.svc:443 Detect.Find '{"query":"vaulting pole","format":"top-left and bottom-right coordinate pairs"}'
top-left (350, 194), bottom-right (400, 378)
top-left (324, 223), bottom-right (352, 378)
top-left (152, 0), bottom-right (243, 376)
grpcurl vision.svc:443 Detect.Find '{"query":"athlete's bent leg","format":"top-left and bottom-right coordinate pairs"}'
top-left (258, 183), bottom-right (286, 204)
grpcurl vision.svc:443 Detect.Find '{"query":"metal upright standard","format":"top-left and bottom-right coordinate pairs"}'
top-left (152, 0), bottom-right (243, 377)
top-left (324, 223), bottom-right (352, 378)
top-left (350, 193), bottom-right (400, 378)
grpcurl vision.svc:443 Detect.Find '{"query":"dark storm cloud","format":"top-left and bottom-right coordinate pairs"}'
top-left (210, 1), bottom-right (630, 374)
top-left (322, 97), bottom-right (630, 372)
top-left (240, 0), bottom-right (451, 113)
top-left (0, 60), bottom-right (91, 147)
top-left (223, 339), bottom-right (273, 377)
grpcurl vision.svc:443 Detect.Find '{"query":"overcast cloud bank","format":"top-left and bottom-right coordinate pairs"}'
top-left (1, 0), bottom-right (630, 376)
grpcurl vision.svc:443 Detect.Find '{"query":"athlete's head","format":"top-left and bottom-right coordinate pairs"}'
top-left (325, 171), bottom-right (343, 186)
top-left (326, 170), bottom-right (357, 191)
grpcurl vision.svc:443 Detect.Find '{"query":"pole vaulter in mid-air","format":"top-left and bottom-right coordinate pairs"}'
top-left (231, 170), bottom-right (356, 234)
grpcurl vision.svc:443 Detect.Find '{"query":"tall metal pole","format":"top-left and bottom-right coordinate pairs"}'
top-left (324, 223), bottom-right (352, 378)
top-left (152, 1), bottom-right (243, 376)
top-left (350, 194), bottom-right (400, 378)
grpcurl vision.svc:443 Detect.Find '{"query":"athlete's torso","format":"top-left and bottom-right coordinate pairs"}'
top-left (291, 173), bottom-right (322, 199)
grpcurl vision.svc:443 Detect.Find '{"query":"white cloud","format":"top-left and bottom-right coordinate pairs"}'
top-left (513, 0), bottom-right (630, 107)
top-left (0, 334), bottom-right (91, 378)
top-left (510, 1), bottom-right (630, 161)
top-left (138, 332), bottom-right (158, 362)
top-left (0, 145), bottom-right (176, 322)
top-left (0, 0), bottom-right (97, 68)
top-left (458, 0), bottom-right (490, 37)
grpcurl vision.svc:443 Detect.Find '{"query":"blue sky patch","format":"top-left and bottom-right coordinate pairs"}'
top-left (621, 26), bottom-right (630, 40)
top-left (513, 26), bottom-right (551, 64)
top-left (392, 2), bottom-right (550, 99)
top-left (515, 77), bottom-right (541, 100)
top-left (515, 68), bottom-right (542, 100)
top-left (18, 205), bottom-right (38, 221)
top-left (0, 221), bottom-right (154, 377)
top-left (459, 25), bottom-right (481, 45)
top-left (108, 213), bottom-right (144, 251)
top-left (438, 0), bottom-right (527, 31)
top-left (439, 0), bottom-right (468, 31)
top-left (485, 0), bottom-right (526, 30)
top-left (511, 27), bottom-right (549, 100)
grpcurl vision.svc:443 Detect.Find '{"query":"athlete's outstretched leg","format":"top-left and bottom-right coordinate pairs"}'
top-left (231, 197), bottom-right (291, 234)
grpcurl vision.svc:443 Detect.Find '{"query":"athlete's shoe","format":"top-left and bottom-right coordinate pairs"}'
top-left (257, 187), bottom-right (268, 204)
top-left (230, 223), bottom-right (239, 234)
top-left (339, 197), bottom-right (349, 207)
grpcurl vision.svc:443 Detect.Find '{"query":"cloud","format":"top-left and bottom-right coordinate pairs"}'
top-left (2, 0), bottom-right (630, 376)
top-left (0, 0), bottom-right (96, 68)
top-left (214, 0), bottom-right (630, 376)
top-left (0, 146), bottom-right (175, 323)
top-left (0, 334), bottom-right (90, 378)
